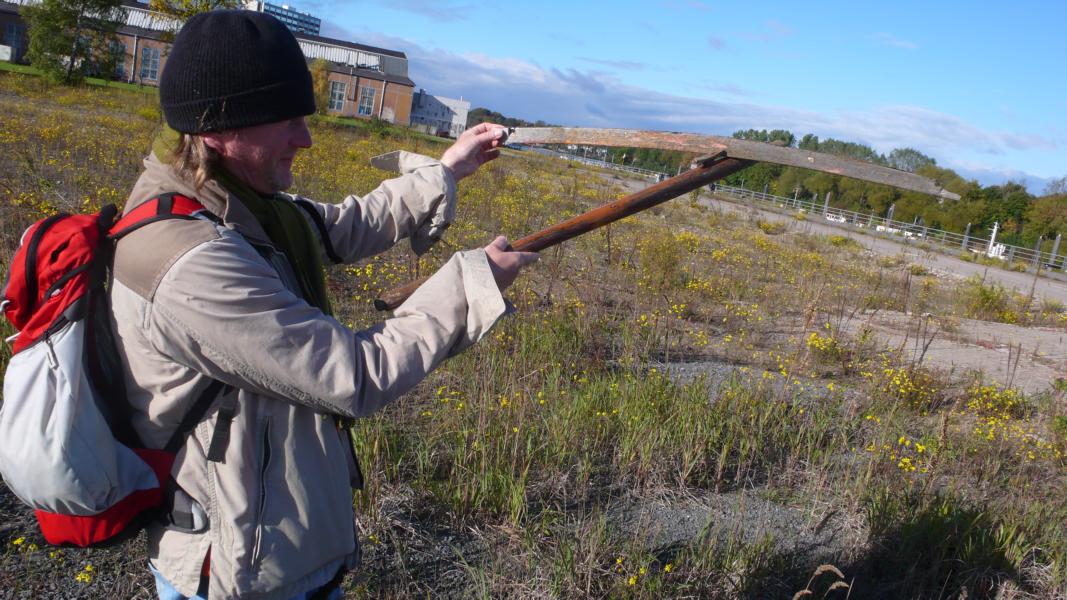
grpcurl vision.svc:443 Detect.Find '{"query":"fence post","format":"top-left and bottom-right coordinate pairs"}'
top-left (823, 192), bottom-right (831, 216)
top-left (1007, 245), bottom-right (1015, 263)
top-left (1052, 233), bottom-right (1062, 269)
top-left (961, 223), bottom-right (971, 250)
top-left (1033, 236), bottom-right (1043, 268)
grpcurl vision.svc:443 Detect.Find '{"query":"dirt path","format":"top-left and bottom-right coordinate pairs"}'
top-left (840, 311), bottom-right (1066, 395)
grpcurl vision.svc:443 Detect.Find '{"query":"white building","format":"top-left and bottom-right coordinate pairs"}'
top-left (409, 89), bottom-right (469, 138)
top-left (244, 0), bottom-right (320, 36)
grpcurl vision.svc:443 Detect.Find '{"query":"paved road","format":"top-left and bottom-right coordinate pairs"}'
top-left (716, 195), bottom-right (1067, 304)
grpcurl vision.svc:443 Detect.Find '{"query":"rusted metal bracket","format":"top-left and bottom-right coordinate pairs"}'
top-left (690, 151), bottom-right (728, 169)
top-left (507, 127), bottom-right (960, 201)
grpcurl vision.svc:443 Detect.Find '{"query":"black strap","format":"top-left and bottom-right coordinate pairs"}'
top-left (109, 214), bottom-right (200, 241)
top-left (24, 213), bottom-right (70, 312)
top-left (340, 424), bottom-right (364, 490)
top-left (205, 392), bottom-right (239, 463)
top-left (156, 193), bottom-right (175, 216)
top-left (294, 198), bottom-right (344, 265)
top-left (42, 264), bottom-right (92, 300)
top-left (164, 379), bottom-right (231, 454)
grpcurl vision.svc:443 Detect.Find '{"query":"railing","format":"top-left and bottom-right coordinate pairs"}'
top-left (515, 147), bottom-right (1064, 276)
top-left (710, 183), bottom-right (1066, 274)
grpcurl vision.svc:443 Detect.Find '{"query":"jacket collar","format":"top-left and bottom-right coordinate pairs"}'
top-left (126, 153), bottom-right (273, 244)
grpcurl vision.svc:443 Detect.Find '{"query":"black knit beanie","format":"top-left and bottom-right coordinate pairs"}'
top-left (160, 10), bottom-right (315, 133)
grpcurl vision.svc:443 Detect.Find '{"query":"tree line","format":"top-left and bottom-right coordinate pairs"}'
top-left (717, 129), bottom-right (1066, 248)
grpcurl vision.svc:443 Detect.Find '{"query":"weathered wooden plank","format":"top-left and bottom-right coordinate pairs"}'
top-left (508, 127), bottom-right (960, 200)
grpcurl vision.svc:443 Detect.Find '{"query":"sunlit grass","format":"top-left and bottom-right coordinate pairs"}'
top-left (2, 70), bottom-right (1065, 597)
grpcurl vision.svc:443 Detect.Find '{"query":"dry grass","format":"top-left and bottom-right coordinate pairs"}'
top-left (2, 71), bottom-right (1066, 599)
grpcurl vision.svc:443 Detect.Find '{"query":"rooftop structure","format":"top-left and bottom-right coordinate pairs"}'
top-left (244, 0), bottom-right (320, 36)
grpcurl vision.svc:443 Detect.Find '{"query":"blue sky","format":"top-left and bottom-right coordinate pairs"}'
top-left (307, 0), bottom-right (1065, 192)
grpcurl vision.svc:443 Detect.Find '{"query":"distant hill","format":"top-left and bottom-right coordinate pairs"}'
top-left (466, 107), bottom-right (555, 129)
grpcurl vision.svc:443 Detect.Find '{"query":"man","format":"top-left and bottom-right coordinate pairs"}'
top-left (109, 10), bottom-right (537, 599)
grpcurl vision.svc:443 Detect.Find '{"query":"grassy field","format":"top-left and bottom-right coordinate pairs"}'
top-left (1, 70), bottom-right (1066, 599)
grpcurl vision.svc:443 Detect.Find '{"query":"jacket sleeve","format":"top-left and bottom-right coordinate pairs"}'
top-left (144, 230), bottom-right (506, 417)
top-left (296, 151), bottom-right (457, 264)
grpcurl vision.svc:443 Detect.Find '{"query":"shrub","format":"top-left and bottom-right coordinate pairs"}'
top-left (961, 276), bottom-right (1018, 323)
top-left (827, 234), bottom-right (856, 248)
top-left (1052, 416), bottom-right (1067, 450)
top-left (135, 105), bottom-right (160, 123)
top-left (756, 220), bottom-right (785, 235)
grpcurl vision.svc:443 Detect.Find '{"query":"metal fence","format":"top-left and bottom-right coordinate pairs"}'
top-left (521, 147), bottom-right (1064, 275)
top-left (709, 183), bottom-right (1066, 274)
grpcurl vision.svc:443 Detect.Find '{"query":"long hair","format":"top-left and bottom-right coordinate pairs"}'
top-left (172, 133), bottom-right (219, 191)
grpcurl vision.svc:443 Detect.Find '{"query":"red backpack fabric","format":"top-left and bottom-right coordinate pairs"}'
top-left (1, 194), bottom-right (226, 547)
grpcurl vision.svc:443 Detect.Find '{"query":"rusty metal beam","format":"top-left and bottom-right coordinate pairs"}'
top-left (374, 154), bottom-right (752, 311)
top-left (507, 127), bottom-right (960, 201)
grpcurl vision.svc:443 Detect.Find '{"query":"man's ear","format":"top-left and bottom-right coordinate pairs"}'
top-left (199, 131), bottom-right (228, 154)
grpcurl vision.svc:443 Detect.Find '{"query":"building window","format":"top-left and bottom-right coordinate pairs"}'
top-left (357, 86), bottom-right (375, 116)
top-left (140, 46), bottom-right (160, 81)
top-left (110, 41), bottom-right (127, 80)
top-left (328, 80), bottom-right (345, 111)
top-left (4, 23), bottom-right (25, 59)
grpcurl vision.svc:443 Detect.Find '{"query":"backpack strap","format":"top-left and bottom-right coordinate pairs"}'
top-left (164, 379), bottom-right (232, 454)
top-left (109, 193), bottom-right (218, 240)
top-left (293, 198), bottom-right (344, 265)
top-left (109, 194), bottom-right (234, 457)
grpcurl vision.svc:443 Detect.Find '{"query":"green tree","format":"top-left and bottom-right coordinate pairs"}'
top-left (148, 0), bottom-right (241, 21)
top-left (888, 147), bottom-right (937, 173)
top-left (731, 128), bottom-right (796, 147)
top-left (983, 182), bottom-right (1032, 238)
top-left (309, 58), bottom-right (330, 115)
top-left (1025, 194), bottom-right (1067, 239)
top-left (22, 0), bottom-right (128, 84)
top-left (798, 133), bottom-right (820, 151)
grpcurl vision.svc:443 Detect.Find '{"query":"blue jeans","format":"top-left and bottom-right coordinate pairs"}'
top-left (150, 562), bottom-right (343, 600)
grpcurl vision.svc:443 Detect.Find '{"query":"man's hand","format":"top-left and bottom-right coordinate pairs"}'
top-left (484, 236), bottom-right (539, 291)
top-left (440, 123), bottom-right (509, 182)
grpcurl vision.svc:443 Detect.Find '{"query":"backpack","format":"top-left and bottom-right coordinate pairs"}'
top-left (0, 194), bottom-right (228, 547)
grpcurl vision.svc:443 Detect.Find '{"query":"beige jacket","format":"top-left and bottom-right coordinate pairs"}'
top-left (110, 152), bottom-right (507, 599)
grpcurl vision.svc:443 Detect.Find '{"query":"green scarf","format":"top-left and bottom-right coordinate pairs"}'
top-left (153, 127), bottom-right (332, 315)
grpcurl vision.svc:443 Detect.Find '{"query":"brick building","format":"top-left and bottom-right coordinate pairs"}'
top-left (0, 0), bottom-right (417, 125)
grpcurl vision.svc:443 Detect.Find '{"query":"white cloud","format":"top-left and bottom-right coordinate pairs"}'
top-left (354, 31), bottom-right (1057, 188)
top-left (381, 0), bottom-right (474, 22)
top-left (577, 57), bottom-right (647, 71)
top-left (869, 32), bottom-right (918, 50)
